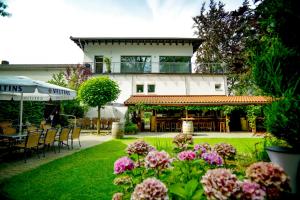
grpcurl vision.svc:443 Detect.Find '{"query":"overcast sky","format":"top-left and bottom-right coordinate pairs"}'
top-left (0, 0), bottom-right (245, 64)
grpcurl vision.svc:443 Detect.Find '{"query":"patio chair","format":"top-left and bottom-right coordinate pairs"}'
top-left (70, 127), bottom-right (82, 149)
top-left (40, 128), bottom-right (57, 157)
top-left (55, 127), bottom-right (71, 152)
top-left (14, 130), bottom-right (42, 162)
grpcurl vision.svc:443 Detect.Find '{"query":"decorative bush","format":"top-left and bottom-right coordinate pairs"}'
top-left (113, 176), bottom-right (132, 186)
top-left (194, 143), bottom-right (211, 157)
top-left (114, 156), bottom-right (135, 174)
top-left (123, 122), bottom-right (139, 135)
top-left (126, 140), bottom-right (156, 156)
top-left (213, 143), bottom-right (236, 160)
top-left (172, 134), bottom-right (193, 151)
top-left (201, 168), bottom-right (240, 200)
top-left (131, 178), bottom-right (168, 200)
top-left (246, 162), bottom-right (290, 199)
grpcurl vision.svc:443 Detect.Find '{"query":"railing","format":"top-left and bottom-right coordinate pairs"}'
top-left (82, 62), bottom-right (227, 74)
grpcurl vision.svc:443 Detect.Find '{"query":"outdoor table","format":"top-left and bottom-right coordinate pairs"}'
top-left (0, 133), bottom-right (28, 155)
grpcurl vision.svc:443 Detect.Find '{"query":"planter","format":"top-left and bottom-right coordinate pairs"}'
top-left (266, 146), bottom-right (300, 194)
top-left (111, 122), bottom-right (123, 139)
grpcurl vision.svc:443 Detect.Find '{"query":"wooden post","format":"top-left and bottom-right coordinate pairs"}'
top-left (225, 114), bottom-right (230, 133)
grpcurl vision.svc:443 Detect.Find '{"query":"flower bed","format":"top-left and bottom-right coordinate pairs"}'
top-left (112, 135), bottom-right (290, 200)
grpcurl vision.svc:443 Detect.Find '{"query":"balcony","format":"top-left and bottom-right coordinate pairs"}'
top-left (82, 62), bottom-right (227, 75)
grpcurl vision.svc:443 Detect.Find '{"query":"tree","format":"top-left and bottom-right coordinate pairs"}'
top-left (48, 72), bottom-right (67, 87)
top-left (249, 0), bottom-right (300, 148)
top-left (193, 0), bottom-right (257, 95)
top-left (0, 1), bottom-right (11, 17)
top-left (78, 77), bottom-right (120, 134)
top-left (64, 64), bottom-right (92, 90)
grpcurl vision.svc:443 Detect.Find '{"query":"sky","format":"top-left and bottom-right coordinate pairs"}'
top-left (0, 0), bottom-right (245, 64)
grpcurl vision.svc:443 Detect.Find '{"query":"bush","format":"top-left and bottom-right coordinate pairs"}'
top-left (124, 122), bottom-right (139, 134)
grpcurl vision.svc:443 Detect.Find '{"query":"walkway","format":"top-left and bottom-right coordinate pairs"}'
top-left (0, 134), bottom-right (111, 182)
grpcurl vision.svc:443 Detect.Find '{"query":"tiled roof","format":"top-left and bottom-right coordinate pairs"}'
top-left (124, 95), bottom-right (272, 106)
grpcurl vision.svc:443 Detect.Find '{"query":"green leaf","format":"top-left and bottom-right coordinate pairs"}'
top-left (185, 179), bottom-right (199, 198)
top-left (169, 184), bottom-right (186, 199)
top-left (192, 189), bottom-right (204, 200)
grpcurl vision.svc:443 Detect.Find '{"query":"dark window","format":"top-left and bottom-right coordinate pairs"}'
top-left (148, 84), bottom-right (155, 93)
top-left (136, 85), bottom-right (144, 93)
top-left (94, 56), bottom-right (103, 73)
top-left (159, 56), bottom-right (191, 73)
top-left (121, 56), bottom-right (151, 73)
top-left (215, 83), bottom-right (222, 90)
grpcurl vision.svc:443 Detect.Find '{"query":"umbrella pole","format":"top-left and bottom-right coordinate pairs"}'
top-left (19, 93), bottom-right (23, 134)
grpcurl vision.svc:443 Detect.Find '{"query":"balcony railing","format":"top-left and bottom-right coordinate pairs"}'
top-left (82, 62), bottom-right (227, 74)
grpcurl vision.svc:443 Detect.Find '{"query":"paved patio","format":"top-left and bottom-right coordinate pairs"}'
top-left (0, 131), bottom-right (262, 183)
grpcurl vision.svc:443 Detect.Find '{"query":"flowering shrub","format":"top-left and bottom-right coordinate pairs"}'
top-left (177, 150), bottom-right (196, 161)
top-left (201, 151), bottom-right (223, 166)
top-left (126, 140), bottom-right (156, 156)
top-left (145, 150), bottom-right (171, 170)
top-left (201, 168), bottom-right (240, 200)
top-left (113, 176), bottom-right (132, 185)
top-left (112, 192), bottom-right (123, 200)
top-left (213, 143), bottom-right (236, 160)
top-left (173, 134), bottom-right (193, 151)
top-left (114, 156), bottom-right (135, 174)
top-left (246, 162), bottom-right (290, 199)
top-left (131, 178), bottom-right (168, 200)
top-left (237, 180), bottom-right (266, 200)
top-left (194, 143), bottom-right (211, 156)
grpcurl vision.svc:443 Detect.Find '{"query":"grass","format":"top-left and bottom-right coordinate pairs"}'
top-left (0, 137), bottom-right (263, 200)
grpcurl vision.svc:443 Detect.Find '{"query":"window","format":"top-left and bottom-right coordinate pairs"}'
top-left (94, 56), bottom-right (103, 73)
top-left (148, 84), bottom-right (155, 93)
top-left (215, 84), bottom-right (222, 91)
top-left (159, 56), bottom-right (191, 73)
top-left (136, 85), bottom-right (144, 93)
top-left (121, 56), bottom-right (151, 73)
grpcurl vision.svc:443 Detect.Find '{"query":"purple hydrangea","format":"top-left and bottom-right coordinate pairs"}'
top-left (177, 150), bottom-right (196, 161)
top-left (131, 178), bottom-right (169, 200)
top-left (145, 150), bottom-right (172, 170)
top-left (194, 143), bottom-right (211, 156)
top-left (114, 156), bottom-right (135, 174)
top-left (201, 151), bottom-right (223, 166)
top-left (238, 180), bottom-right (266, 200)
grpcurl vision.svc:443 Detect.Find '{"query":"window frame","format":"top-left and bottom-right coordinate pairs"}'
top-left (136, 84), bottom-right (144, 93)
top-left (147, 84), bottom-right (155, 93)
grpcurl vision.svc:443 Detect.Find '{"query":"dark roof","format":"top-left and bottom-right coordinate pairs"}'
top-left (70, 36), bottom-right (203, 53)
top-left (124, 95), bottom-right (272, 106)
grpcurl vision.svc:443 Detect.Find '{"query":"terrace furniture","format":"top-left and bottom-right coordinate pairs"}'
top-left (40, 128), bottom-right (57, 156)
top-left (220, 122), bottom-right (226, 132)
top-left (70, 127), bottom-right (82, 149)
top-left (55, 127), bottom-right (71, 152)
top-left (14, 130), bottom-right (42, 162)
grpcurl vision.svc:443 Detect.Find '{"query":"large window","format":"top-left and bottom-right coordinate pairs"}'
top-left (121, 56), bottom-right (151, 73)
top-left (159, 56), bottom-right (191, 73)
top-left (94, 56), bottom-right (103, 74)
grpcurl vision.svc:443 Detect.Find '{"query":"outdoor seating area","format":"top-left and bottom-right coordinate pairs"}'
top-left (0, 124), bottom-right (82, 162)
top-left (77, 117), bottom-right (120, 130)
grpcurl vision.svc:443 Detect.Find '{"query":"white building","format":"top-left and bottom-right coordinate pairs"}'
top-left (69, 37), bottom-right (228, 122)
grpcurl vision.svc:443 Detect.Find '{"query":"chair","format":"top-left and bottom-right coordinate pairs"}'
top-left (14, 130), bottom-right (42, 162)
top-left (40, 128), bottom-right (57, 156)
top-left (55, 127), bottom-right (71, 152)
top-left (70, 127), bottom-right (82, 149)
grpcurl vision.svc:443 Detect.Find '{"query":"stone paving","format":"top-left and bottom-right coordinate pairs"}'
top-left (0, 131), bottom-right (262, 183)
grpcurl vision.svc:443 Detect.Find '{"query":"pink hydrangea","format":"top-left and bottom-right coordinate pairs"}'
top-left (213, 143), bottom-right (236, 160)
top-left (126, 140), bottom-right (156, 156)
top-left (246, 162), bottom-right (290, 199)
top-left (201, 168), bottom-right (241, 200)
top-left (177, 150), bottom-right (196, 161)
top-left (112, 192), bottom-right (123, 200)
top-left (238, 180), bottom-right (266, 200)
top-left (114, 156), bottom-right (135, 174)
top-left (145, 150), bottom-right (172, 170)
top-left (201, 151), bottom-right (223, 166)
top-left (131, 178), bottom-right (169, 200)
top-left (173, 134), bottom-right (193, 150)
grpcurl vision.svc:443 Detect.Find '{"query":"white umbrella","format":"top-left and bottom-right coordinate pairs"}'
top-left (0, 76), bottom-right (76, 133)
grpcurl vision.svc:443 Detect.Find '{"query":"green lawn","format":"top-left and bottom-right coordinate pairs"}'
top-left (0, 137), bottom-right (263, 200)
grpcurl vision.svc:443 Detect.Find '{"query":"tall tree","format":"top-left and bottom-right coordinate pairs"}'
top-left (78, 77), bottom-right (120, 134)
top-left (193, 0), bottom-right (257, 95)
top-left (0, 0), bottom-right (11, 17)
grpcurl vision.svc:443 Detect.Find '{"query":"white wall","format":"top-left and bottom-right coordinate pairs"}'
top-left (83, 43), bottom-right (193, 73)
